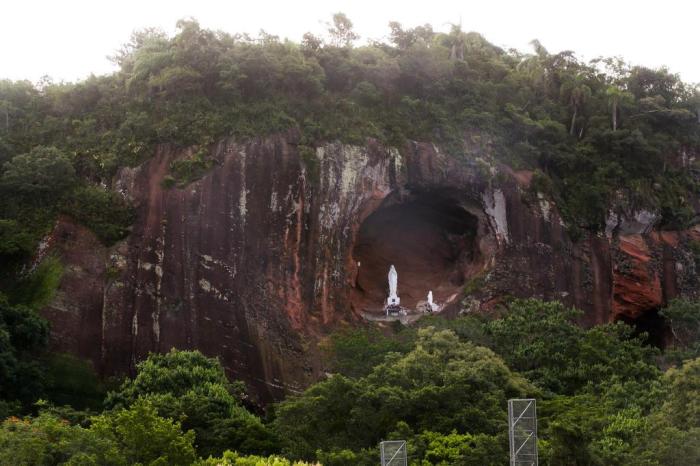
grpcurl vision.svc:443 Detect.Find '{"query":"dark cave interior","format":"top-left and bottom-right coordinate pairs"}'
top-left (351, 191), bottom-right (480, 312)
top-left (618, 308), bottom-right (671, 348)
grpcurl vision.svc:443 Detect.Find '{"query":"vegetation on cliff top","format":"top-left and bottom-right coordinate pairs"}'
top-left (1, 14), bottom-right (699, 278)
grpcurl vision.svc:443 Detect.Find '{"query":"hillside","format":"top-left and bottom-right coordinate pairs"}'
top-left (0, 15), bottom-right (699, 465)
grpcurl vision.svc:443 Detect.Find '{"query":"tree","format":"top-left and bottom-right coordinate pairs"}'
top-left (106, 349), bottom-right (275, 458)
top-left (0, 146), bottom-right (75, 203)
top-left (107, 349), bottom-right (236, 404)
top-left (327, 13), bottom-right (358, 48)
top-left (630, 358), bottom-right (700, 465)
top-left (90, 398), bottom-right (196, 466)
top-left (0, 294), bottom-right (49, 409)
top-left (0, 401), bottom-right (198, 466)
top-left (606, 85), bottom-right (633, 131)
top-left (517, 39), bottom-right (550, 97)
top-left (691, 87), bottom-right (700, 123)
top-left (324, 326), bottom-right (414, 378)
top-left (659, 357), bottom-right (700, 430)
top-left (415, 431), bottom-right (506, 465)
top-left (0, 219), bottom-right (34, 257)
top-left (660, 298), bottom-right (700, 363)
top-left (274, 327), bottom-right (532, 460)
top-left (0, 100), bottom-right (10, 132)
top-left (196, 450), bottom-right (317, 465)
top-left (273, 374), bottom-right (361, 459)
top-left (301, 32), bottom-right (322, 52)
top-left (0, 412), bottom-right (125, 466)
top-left (445, 23), bottom-right (466, 61)
top-left (485, 299), bottom-right (660, 396)
top-left (388, 22), bottom-right (434, 50)
top-left (562, 73), bottom-right (592, 136)
top-left (607, 85), bottom-right (623, 131)
top-left (388, 22), bottom-right (412, 50)
top-left (60, 186), bottom-right (134, 245)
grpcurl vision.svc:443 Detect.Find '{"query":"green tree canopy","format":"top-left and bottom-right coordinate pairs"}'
top-left (90, 398), bottom-right (197, 466)
top-left (485, 299), bottom-right (660, 396)
top-left (274, 327), bottom-right (532, 460)
top-left (106, 349), bottom-right (275, 458)
top-left (0, 294), bottom-right (49, 410)
top-left (0, 146), bottom-right (75, 202)
top-left (660, 298), bottom-right (700, 364)
top-left (0, 412), bottom-right (124, 466)
top-left (0, 399), bottom-right (197, 466)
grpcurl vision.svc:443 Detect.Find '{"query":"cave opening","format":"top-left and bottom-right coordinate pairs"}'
top-left (617, 309), bottom-right (671, 349)
top-left (351, 190), bottom-right (481, 313)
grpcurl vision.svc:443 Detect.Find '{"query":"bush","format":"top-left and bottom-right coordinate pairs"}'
top-left (60, 186), bottom-right (133, 245)
top-left (106, 349), bottom-right (275, 458)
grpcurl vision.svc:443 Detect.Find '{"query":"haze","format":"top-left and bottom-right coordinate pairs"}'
top-left (2, 0), bottom-right (699, 84)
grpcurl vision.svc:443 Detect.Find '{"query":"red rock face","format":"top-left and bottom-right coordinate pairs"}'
top-left (612, 235), bottom-right (663, 319)
top-left (40, 135), bottom-right (700, 402)
top-left (609, 229), bottom-right (700, 324)
top-left (45, 136), bottom-right (407, 402)
top-left (40, 219), bottom-right (107, 365)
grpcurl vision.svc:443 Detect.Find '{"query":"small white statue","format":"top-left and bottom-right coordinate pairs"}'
top-left (387, 265), bottom-right (400, 306)
top-left (427, 290), bottom-right (438, 313)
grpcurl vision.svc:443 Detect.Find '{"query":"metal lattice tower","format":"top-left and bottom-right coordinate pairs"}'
top-left (380, 440), bottom-right (407, 466)
top-left (508, 398), bottom-right (538, 466)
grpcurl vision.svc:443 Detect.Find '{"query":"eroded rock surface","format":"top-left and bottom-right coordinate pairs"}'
top-left (41, 134), bottom-right (700, 402)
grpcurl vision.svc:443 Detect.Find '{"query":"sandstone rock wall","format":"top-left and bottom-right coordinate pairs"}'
top-left (41, 134), bottom-right (700, 402)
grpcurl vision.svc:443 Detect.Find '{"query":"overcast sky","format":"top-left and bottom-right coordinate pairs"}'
top-left (2, 0), bottom-right (698, 85)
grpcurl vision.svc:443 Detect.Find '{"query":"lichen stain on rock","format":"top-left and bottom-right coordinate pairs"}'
top-left (482, 188), bottom-right (509, 244)
top-left (238, 149), bottom-right (248, 229)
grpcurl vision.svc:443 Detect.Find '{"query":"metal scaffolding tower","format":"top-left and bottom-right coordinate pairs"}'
top-left (380, 440), bottom-right (407, 466)
top-left (508, 398), bottom-right (538, 466)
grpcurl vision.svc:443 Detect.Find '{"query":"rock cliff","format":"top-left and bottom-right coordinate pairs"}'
top-left (40, 133), bottom-right (700, 402)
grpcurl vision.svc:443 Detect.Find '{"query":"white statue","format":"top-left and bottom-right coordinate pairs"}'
top-left (427, 290), bottom-right (438, 313)
top-left (387, 265), bottom-right (400, 306)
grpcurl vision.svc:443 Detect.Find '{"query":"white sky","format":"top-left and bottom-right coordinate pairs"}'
top-left (1, 0), bottom-right (698, 85)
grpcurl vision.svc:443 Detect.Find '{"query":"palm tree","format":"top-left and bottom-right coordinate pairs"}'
top-left (562, 73), bottom-right (591, 136)
top-left (606, 85), bottom-right (633, 131)
top-left (517, 40), bottom-right (550, 97)
top-left (445, 23), bottom-right (466, 61)
top-left (606, 86), bottom-right (622, 131)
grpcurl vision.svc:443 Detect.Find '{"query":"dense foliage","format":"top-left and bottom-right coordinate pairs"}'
top-left (484, 299), bottom-right (661, 397)
top-left (0, 400), bottom-right (196, 466)
top-left (0, 267), bottom-right (108, 418)
top-left (0, 144), bottom-right (132, 285)
top-left (0, 298), bottom-right (699, 464)
top-left (660, 298), bottom-right (700, 363)
top-left (270, 299), bottom-right (699, 465)
top-left (0, 293), bottom-right (49, 412)
top-left (275, 327), bottom-right (531, 460)
top-left (106, 349), bottom-right (276, 458)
